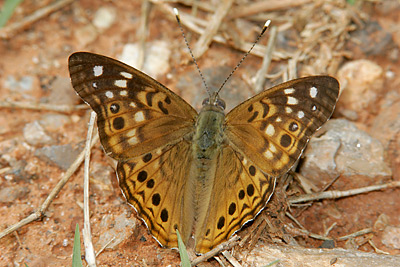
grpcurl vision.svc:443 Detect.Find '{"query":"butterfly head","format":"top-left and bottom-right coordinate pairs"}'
top-left (202, 92), bottom-right (226, 111)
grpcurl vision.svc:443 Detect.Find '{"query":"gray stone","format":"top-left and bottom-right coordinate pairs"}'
top-left (89, 162), bottom-right (114, 199)
top-left (370, 92), bottom-right (400, 148)
top-left (23, 121), bottom-right (53, 146)
top-left (39, 114), bottom-right (71, 132)
top-left (0, 186), bottom-right (30, 203)
top-left (382, 226), bottom-right (400, 249)
top-left (4, 75), bottom-right (34, 92)
top-left (47, 76), bottom-right (80, 106)
top-left (300, 119), bottom-right (392, 187)
top-left (96, 211), bottom-right (138, 250)
top-left (34, 144), bottom-right (82, 170)
top-left (337, 60), bottom-right (384, 115)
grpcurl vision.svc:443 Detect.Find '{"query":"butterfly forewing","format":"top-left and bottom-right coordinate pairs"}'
top-left (225, 76), bottom-right (339, 177)
top-left (68, 52), bottom-right (198, 159)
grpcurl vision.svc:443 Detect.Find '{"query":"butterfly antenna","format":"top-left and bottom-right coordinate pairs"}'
top-left (174, 8), bottom-right (211, 97)
top-left (216, 20), bottom-right (271, 96)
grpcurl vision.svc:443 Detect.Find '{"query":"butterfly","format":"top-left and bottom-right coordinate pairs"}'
top-left (68, 52), bottom-right (339, 253)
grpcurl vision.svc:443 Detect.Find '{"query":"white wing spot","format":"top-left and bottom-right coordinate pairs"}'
top-left (310, 86), bottom-right (318, 98)
top-left (92, 82), bottom-right (97, 88)
top-left (284, 88), bottom-right (295, 94)
top-left (105, 91), bottom-right (114, 98)
top-left (311, 105), bottom-right (317, 111)
top-left (129, 102), bottom-right (137, 108)
top-left (264, 150), bottom-right (274, 159)
top-left (287, 96), bottom-right (298, 105)
top-left (276, 117), bottom-right (282, 122)
top-left (127, 129), bottom-right (136, 137)
top-left (93, 65), bottom-right (103, 77)
top-left (270, 143), bottom-right (277, 153)
top-left (120, 90), bottom-right (128, 96)
top-left (128, 136), bottom-right (139, 145)
top-left (265, 124), bottom-right (275, 136)
top-left (243, 158), bottom-right (248, 165)
top-left (115, 80), bottom-right (127, 88)
top-left (135, 111), bottom-right (145, 122)
top-left (120, 71), bottom-right (133, 79)
top-left (286, 107), bottom-right (293, 113)
top-left (298, 111), bottom-right (305, 119)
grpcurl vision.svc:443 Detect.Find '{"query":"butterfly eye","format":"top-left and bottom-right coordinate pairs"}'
top-left (215, 98), bottom-right (226, 110)
top-left (202, 98), bottom-right (210, 106)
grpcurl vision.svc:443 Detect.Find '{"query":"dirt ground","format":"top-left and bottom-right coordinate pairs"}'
top-left (0, 0), bottom-right (399, 266)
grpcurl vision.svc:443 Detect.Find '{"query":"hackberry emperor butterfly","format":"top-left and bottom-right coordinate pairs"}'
top-left (69, 51), bottom-right (339, 253)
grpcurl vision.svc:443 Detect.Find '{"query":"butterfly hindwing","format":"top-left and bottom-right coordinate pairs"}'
top-left (194, 145), bottom-right (275, 253)
top-left (225, 76), bottom-right (339, 177)
top-left (68, 52), bottom-right (197, 160)
top-left (117, 139), bottom-right (194, 249)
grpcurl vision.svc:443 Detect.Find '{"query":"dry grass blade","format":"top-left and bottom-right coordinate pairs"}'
top-left (0, 100), bottom-right (87, 113)
top-left (254, 25), bottom-right (278, 93)
top-left (229, 0), bottom-right (313, 19)
top-left (191, 235), bottom-right (240, 266)
top-left (288, 181), bottom-right (400, 204)
top-left (192, 0), bottom-right (234, 58)
top-left (136, 0), bottom-right (152, 69)
top-left (222, 250), bottom-right (242, 267)
top-left (83, 112), bottom-right (97, 267)
top-left (155, 3), bottom-right (270, 58)
top-left (338, 228), bottom-right (373, 241)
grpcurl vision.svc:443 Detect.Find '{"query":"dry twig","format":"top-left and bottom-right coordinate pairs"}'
top-left (222, 250), bottom-right (242, 267)
top-left (191, 235), bottom-right (240, 266)
top-left (136, 0), bottom-right (153, 69)
top-left (288, 181), bottom-right (400, 204)
top-left (154, 3), bottom-right (271, 58)
top-left (0, 100), bottom-right (87, 113)
top-left (254, 25), bottom-right (278, 93)
top-left (229, 0), bottom-right (313, 19)
top-left (83, 112), bottom-right (97, 267)
top-left (192, 0), bottom-right (234, 58)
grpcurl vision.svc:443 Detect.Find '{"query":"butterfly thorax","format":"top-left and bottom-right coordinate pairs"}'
top-left (193, 104), bottom-right (225, 159)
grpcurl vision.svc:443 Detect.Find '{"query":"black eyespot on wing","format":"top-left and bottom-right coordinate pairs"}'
top-left (228, 203), bottom-right (236, 215)
top-left (137, 171), bottom-right (147, 182)
top-left (217, 216), bottom-right (225, 230)
top-left (113, 117), bottom-right (125, 130)
top-left (161, 208), bottom-right (168, 222)
top-left (152, 193), bottom-right (161, 206)
top-left (280, 134), bottom-right (292, 148)
top-left (247, 184), bottom-right (254, 197)
top-left (249, 165), bottom-right (256, 176)
top-left (143, 153), bottom-right (152, 163)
